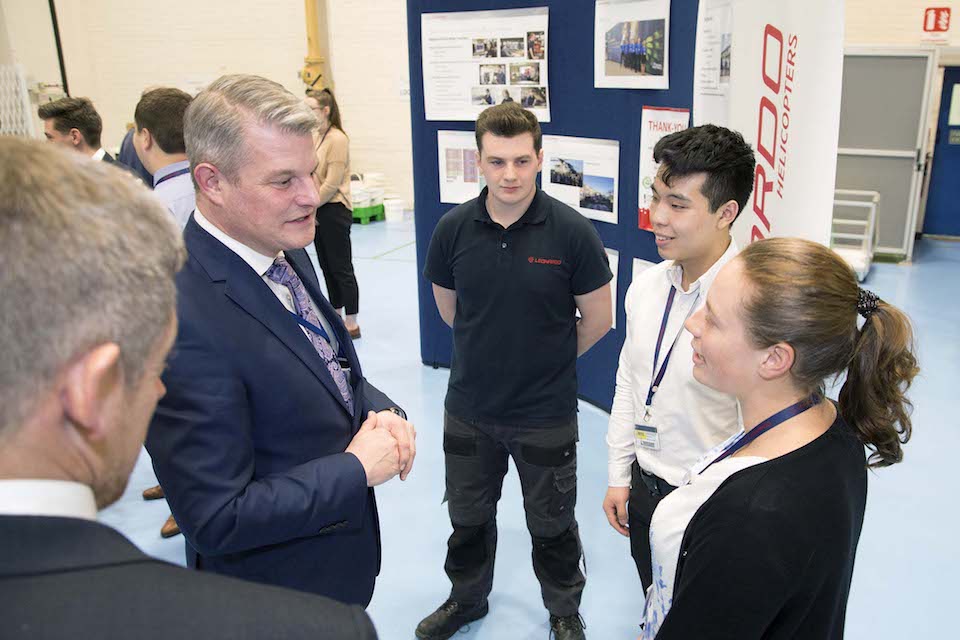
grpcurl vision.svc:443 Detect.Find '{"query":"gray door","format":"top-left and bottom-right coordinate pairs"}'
top-left (835, 49), bottom-right (935, 260)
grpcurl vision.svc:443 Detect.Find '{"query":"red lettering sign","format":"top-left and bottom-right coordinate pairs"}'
top-left (749, 24), bottom-right (798, 244)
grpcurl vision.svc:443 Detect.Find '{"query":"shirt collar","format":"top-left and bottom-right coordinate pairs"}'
top-left (665, 236), bottom-right (739, 294)
top-left (194, 207), bottom-right (280, 276)
top-left (473, 187), bottom-right (547, 227)
top-left (90, 147), bottom-right (106, 162)
top-left (0, 480), bottom-right (97, 520)
top-left (152, 159), bottom-right (191, 187)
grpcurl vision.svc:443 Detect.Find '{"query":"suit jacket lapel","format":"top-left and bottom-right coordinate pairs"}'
top-left (185, 221), bottom-right (351, 415)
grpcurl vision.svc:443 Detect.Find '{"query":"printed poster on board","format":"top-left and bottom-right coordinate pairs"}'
top-left (693, 0), bottom-right (733, 125)
top-left (422, 7), bottom-right (550, 122)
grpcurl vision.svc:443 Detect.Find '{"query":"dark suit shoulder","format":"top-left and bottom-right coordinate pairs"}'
top-left (0, 516), bottom-right (377, 638)
top-left (1, 557), bottom-right (376, 639)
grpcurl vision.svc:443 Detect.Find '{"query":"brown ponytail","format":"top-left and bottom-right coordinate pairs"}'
top-left (738, 238), bottom-right (919, 468)
top-left (838, 303), bottom-right (919, 467)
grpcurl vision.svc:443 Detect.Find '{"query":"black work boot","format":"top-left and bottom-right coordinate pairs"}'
top-left (415, 599), bottom-right (489, 640)
top-left (549, 613), bottom-right (586, 640)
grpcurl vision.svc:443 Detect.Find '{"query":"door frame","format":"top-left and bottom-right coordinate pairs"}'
top-left (919, 47), bottom-right (960, 236)
top-left (840, 46), bottom-right (938, 261)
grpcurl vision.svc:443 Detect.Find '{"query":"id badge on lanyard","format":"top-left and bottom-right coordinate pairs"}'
top-left (634, 423), bottom-right (661, 451)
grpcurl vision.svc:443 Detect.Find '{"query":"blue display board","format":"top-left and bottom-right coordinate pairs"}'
top-left (408, 0), bottom-right (700, 411)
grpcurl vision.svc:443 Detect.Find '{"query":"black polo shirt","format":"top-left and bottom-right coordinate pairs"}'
top-left (424, 187), bottom-right (612, 425)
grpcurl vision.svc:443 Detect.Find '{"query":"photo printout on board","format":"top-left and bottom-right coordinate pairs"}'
top-left (542, 135), bottom-right (621, 225)
top-left (422, 7), bottom-right (550, 121)
top-left (595, 0), bottom-right (671, 90)
top-left (437, 130), bottom-right (486, 204)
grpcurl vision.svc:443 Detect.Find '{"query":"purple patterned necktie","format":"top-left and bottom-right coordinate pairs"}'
top-left (265, 256), bottom-right (354, 413)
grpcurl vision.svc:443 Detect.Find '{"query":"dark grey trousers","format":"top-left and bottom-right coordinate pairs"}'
top-left (442, 411), bottom-right (585, 617)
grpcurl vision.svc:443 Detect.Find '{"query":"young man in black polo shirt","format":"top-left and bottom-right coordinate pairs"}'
top-left (418, 103), bottom-right (613, 640)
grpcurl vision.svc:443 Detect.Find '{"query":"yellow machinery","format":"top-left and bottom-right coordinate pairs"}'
top-left (301, 0), bottom-right (326, 90)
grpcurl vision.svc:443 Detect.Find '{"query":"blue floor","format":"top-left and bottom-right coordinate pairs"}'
top-left (100, 225), bottom-right (960, 639)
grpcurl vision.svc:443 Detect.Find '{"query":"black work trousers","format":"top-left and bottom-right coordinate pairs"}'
top-left (313, 201), bottom-right (359, 315)
top-left (627, 460), bottom-right (677, 591)
top-left (442, 411), bottom-right (585, 617)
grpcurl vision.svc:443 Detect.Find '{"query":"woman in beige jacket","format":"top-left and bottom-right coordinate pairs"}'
top-left (306, 88), bottom-right (361, 338)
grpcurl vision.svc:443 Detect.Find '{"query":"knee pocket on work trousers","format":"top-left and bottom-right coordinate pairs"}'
top-left (443, 429), bottom-right (506, 526)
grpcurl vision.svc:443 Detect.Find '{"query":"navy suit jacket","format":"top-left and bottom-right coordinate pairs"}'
top-left (146, 215), bottom-right (397, 606)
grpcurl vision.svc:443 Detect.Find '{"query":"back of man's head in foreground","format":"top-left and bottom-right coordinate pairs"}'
top-left (0, 136), bottom-right (185, 508)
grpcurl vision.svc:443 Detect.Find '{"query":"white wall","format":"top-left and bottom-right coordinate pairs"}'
top-left (1, 0), bottom-right (60, 84)
top-left (0, 0), bottom-right (414, 206)
top-left (325, 0), bottom-right (413, 205)
top-left (0, 1), bottom-right (13, 64)
top-left (58, 0), bottom-right (308, 145)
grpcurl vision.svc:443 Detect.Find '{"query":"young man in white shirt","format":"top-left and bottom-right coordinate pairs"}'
top-left (132, 87), bottom-right (197, 538)
top-left (603, 125), bottom-right (756, 590)
top-left (134, 87), bottom-right (196, 230)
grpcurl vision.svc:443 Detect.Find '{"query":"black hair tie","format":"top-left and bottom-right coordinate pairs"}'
top-left (857, 288), bottom-right (880, 319)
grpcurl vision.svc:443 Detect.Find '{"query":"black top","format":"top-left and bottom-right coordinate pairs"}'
top-left (424, 187), bottom-right (612, 425)
top-left (657, 415), bottom-right (868, 639)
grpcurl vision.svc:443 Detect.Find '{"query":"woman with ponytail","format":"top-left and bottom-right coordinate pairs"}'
top-left (641, 237), bottom-right (919, 639)
top-left (305, 88), bottom-right (362, 338)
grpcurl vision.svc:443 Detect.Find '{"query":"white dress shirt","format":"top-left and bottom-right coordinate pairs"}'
top-left (193, 208), bottom-right (340, 354)
top-left (153, 160), bottom-right (196, 230)
top-left (607, 239), bottom-right (741, 487)
top-left (90, 147), bottom-right (106, 162)
top-left (0, 479), bottom-right (97, 520)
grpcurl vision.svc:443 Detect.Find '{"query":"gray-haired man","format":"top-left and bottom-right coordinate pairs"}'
top-left (144, 74), bottom-right (416, 605)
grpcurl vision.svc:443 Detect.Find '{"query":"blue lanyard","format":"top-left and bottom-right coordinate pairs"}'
top-left (643, 286), bottom-right (699, 420)
top-left (289, 311), bottom-right (339, 356)
top-left (700, 393), bottom-right (822, 474)
top-left (154, 167), bottom-right (190, 186)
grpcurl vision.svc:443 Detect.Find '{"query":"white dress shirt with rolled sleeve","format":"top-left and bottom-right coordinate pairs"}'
top-left (607, 239), bottom-right (741, 488)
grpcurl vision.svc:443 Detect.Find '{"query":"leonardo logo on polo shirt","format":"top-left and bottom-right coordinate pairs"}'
top-left (528, 256), bottom-right (562, 265)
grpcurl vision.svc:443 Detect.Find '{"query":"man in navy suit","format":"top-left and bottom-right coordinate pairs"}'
top-left (145, 74), bottom-right (416, 607)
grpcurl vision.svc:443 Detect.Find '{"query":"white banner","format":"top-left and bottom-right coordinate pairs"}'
top-left (727, 0), bottom-right (844, 247)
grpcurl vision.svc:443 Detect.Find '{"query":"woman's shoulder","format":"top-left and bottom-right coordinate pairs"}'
top-left (317, 127), bottom-right (349, 150)
top-left (326, 127), bottom-right (349, 144)
top-left (703, 418), bottom-right (867, 531)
